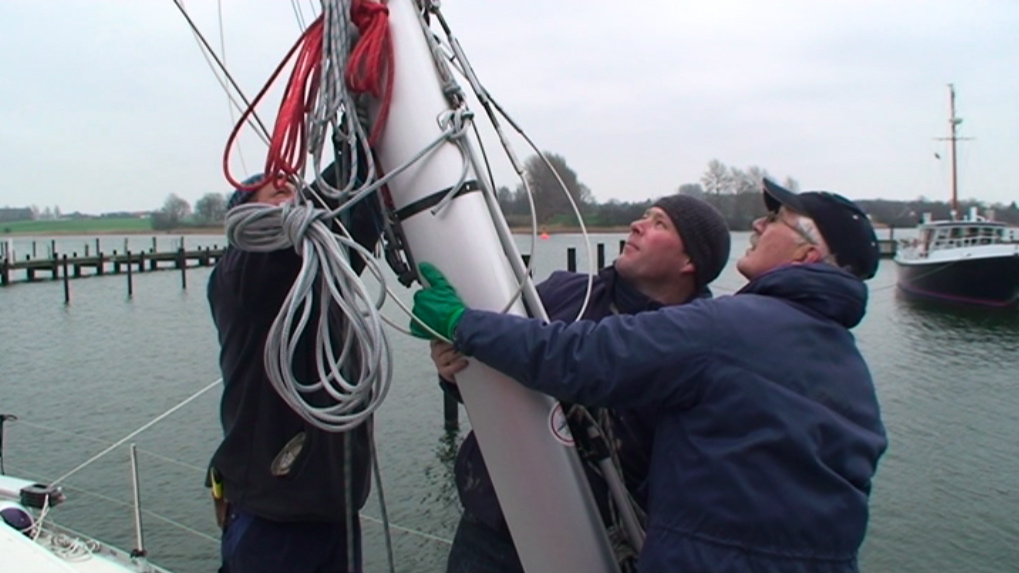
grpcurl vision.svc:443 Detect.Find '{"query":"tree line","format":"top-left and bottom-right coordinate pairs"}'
top-left (497, 154), bottom-right (1019, 230)
top-left (146, 153), bottom-right (1019, 232)
top-left (151, 193), bottom-right (227, 230)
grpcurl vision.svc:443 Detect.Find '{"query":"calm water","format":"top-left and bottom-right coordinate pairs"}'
top-left (1, 232), bottom-right (1017, 573)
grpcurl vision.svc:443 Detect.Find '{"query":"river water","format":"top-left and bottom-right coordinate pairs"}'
top-left (1, 232), bottom-right (1017, 572)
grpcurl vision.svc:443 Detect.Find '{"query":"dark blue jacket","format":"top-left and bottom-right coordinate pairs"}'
top-left (445, 266), bottom-right (684, 534)
top-left (454, 264), bottom-right (887, 573)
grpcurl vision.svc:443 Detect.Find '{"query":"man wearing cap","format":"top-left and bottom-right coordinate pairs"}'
top-left (432, 194), bottom-right (731, 573)
top-left (208, 164), bottom-right (382, 573)
top-left (414, 179), bottom-right (887, 572)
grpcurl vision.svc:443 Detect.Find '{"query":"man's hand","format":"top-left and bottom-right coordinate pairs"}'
top-left (410, 263), bottom-right (466, 340)
top-left (431, 340), bottom-right (469, 382)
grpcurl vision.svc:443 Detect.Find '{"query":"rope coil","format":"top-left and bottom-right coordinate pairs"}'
top-left (226, 202), bottom-right (391, 432)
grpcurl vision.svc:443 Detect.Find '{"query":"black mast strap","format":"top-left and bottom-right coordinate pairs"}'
top-left (391, 180), bottom-right (481, 221)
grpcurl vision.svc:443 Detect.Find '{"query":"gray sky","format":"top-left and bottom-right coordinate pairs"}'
top-left (1, 0), bottom-right (1016, 214)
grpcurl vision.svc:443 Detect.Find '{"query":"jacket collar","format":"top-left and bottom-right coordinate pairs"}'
top-left (737, 264), bottom-right (868, 328)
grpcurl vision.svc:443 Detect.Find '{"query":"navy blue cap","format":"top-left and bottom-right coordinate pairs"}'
top-left (762, 179), bottom-right (879, 280)
top-left (227, 173), bottom-right (267, 210)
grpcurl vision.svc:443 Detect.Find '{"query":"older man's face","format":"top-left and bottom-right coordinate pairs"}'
top-left (737, 208), bottom-right (821, 280)
top-left (251, 179), bottom-right (296, 206)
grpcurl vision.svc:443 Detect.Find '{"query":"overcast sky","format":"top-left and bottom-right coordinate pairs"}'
top-left (1, 0), bottom-right (1016, 214)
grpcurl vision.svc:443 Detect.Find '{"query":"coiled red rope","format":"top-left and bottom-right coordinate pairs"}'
top-left (223, 0), bottom-right (394, 190)
top-left (346, 0), bottom-right (393, 146)
top-left (223, 16), bottom-right (324, 191)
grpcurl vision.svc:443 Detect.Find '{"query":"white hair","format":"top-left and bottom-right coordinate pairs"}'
top-left (791, 214), bottom-right (840, 266)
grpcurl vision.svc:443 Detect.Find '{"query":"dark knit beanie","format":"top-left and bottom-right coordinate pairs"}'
top-left (652, 194), bottom-right (731, 289)
top-left (226, 173), bottom-right (267, 210)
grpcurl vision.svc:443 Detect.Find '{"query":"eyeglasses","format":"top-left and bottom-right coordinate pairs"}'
top-left (762, 211), bottom-right (820, 246)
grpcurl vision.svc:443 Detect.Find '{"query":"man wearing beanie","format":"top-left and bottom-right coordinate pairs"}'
top-left (207, 159), bottom-right (383, 573)
top-left (414, 179), bottom-right (886, 572)
top-left (430, 193), bottom-right (731, 573)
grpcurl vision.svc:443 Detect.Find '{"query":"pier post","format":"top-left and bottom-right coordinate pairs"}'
top-left (32, 241), bottom-right (36, 259)
top-left (97, 252), bottom-right (105, 276)
top-left (178, 247), bottom-right (187, 290)
top-left (444, 394), bottom-right (459, 431)
top-left (50, 252), bottom-right (59, 280)
top-left (619, 239), bottom-right (625, 254)
top-left (596, 243), bottom-right (605, 270)
top-left (138, 252), bottom-right (146, 272)
top-left (567, 247), bottom-right (577, 272)
top-left (151, 237), bottom-right (157, 253)
top-left (1, 257), bottom-right (8, 287)
top-left (62, 255), bottom-right (70, 304)
top-left (126, 251), bottom-right (134, 298)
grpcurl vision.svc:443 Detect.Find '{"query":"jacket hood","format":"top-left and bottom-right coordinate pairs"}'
top-left (738, 264), bottom-right (869, 328)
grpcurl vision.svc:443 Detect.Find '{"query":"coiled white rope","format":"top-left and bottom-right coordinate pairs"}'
top-left (226, 201), bottom-right (391, 432)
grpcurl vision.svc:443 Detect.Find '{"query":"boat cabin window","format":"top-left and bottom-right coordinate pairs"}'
top-left (928, 225), bottom-right (1004, 250)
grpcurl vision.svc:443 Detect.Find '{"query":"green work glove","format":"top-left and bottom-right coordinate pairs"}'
top-left (410, 262), bottom-right (466, 340)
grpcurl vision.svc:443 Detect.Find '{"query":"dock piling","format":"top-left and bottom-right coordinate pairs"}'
top-left (62, 255), bottom-right (70, 304)
top-left (126, 251), bottom-right (134, 298)
top-left (443, 394), bottom-right (459, 431)
top-left (178, 248), bottom-right (187, 290)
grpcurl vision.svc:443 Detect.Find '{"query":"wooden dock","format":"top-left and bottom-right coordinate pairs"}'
top-left (0, 236), bottom-right (897, 288)
top-left (0, 247), bottom-right (225, 286)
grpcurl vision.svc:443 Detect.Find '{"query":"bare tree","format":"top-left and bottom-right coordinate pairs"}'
top-left (194, 193), bottom-right (228, 225)
top-left (521, 152), bottom-right (593, 225)
top-left (700, 159), bottom-right (731, 204)
top-left (741, 166), bottom-right (770, 193)
top-left (152, 194), bottom-right (192, 230)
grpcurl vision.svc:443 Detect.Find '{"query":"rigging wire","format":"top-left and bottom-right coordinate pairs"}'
top-left (170, 0), bottom-right (272, 146)
top-left (216, 0), bottom-right (251, 174)
top-left (290, 0), bottom-right (308, 30)
top-left (427, 5), bottom-right (599, 322)
top-left (50, 380), bottom-right (221, 486)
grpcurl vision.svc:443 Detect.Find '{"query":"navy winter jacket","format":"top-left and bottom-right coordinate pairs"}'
top-left (454, 264), bottom-right (887, 573)
top-left (446, 266), bottom-right (684, 534)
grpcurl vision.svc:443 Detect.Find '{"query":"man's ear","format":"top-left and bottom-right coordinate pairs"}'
top-left (794, 244), bottom-right (825, 264)
top-left (681, 258), bottom-right (697, 277)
